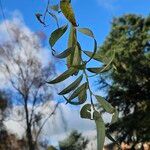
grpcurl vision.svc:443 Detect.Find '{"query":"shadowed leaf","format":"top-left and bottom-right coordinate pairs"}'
top-left (95, 95), bottom-right (115, 114)
top-left (58, 75), bottom-right (83, 95)
top-left (47, 67), bottom-right (77, 84)
top-left (53, 47), bottom-right (74, 59)
top-left (49, 25), bottom-right (68, 47)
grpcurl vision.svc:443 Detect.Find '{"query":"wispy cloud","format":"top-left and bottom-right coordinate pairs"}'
top-left (97, 0), bottom-right (118, 14)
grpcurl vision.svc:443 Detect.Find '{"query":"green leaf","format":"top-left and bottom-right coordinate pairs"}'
top-left (80, 104), bottom-right (101, 120)
top-left (111, 109), bottom-right (119, 124)
top-left (72, 42), bottom-right (81, 66)
top-left (87, 65), bottom-right (111, 74)
top-left (48, 12), bottom-right (59, 28)
top-left (95, 95), bottom-right (115, 114)
top-left (50, 4), bottom-right (60, 12)
top-left (47, 67), bottom-right (77, 84)
top-left (83, 51), bottom-right (103, 62)
top-left (86, 39), bottom-right (97, 63)
top-left (58, 75), bottom-right (83, 95)
top-left (53, 47), bottom-right (74, 59)
top-left (78, 28), bottom-right (94, 38)
top-left (49, 25), bottom-right (68, 47)
top-left (78, 86), bottom-right (87, 103)
top-left (60, 1), bottom-right (77, 26)
top-left (95, 116), bottom-right (105, 150)
top-left (67, 25), bottom-right (77, 68)
top-left (63, 96), bottom-right (86, 105)
top-left (72, 63), bottom-right (86, 70)
top-left (69, 82), bottom-right (88, 100)
top-left (80, 104), bottom-right (91, 119)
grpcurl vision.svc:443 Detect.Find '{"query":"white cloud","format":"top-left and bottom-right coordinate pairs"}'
top-left (0, 11), bottom-right (52, 89)
top-left (97, 0), bottom-right (118, 14)
top-left (1, 11), bottom-right (112, 149)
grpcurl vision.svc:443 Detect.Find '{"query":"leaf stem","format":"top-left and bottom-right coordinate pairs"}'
top-left (83, 69), bottom-right (95, 110)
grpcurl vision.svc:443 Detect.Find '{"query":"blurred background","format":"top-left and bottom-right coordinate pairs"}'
top-left (0, 0), bottom-right (149, 149)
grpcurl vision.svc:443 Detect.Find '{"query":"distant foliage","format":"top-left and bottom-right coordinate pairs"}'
top-left (59, 130), bottom-right (89, 150)
top-left (98, 14), bottom-right (150, 144)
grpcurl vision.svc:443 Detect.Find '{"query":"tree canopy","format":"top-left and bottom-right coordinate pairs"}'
top-left (98, 14), bottom-right (150, 143)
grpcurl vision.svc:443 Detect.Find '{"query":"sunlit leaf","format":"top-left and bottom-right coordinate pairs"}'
top-left (47, 67), bottom-right (77, 84)
top-left (49, 25), bottom-right (68, 47)
top-left (78, 28), bottom-right (94, 38)
top-left (58, 75), bottom-right (83, 95)
top-left (60, 0), bottom-right (77, 26)
top-left (95, 95), bottom-right (115, 114)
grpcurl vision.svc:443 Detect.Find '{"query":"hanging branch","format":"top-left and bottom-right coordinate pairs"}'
top-left (37, 0), bottom-right (119, 149)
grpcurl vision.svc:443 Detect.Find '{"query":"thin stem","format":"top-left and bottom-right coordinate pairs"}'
top-left (43, 0), bottom-right (50, 23)
top-left (83, 69), bottom-right (95, 109)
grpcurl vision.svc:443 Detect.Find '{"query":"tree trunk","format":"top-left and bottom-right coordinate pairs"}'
top-left (24, 97), bottom-right (35, 150)
top-left (26, 125), bottom-right (35, 150)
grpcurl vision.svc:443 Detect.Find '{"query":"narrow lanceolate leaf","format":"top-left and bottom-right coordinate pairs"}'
top-left (86, 39), bottom-right (97, 63)
top-left (72, 42), bottom-right (81, 66)
top-left (83, 51), bottom-right (103, 62)
top-left (69, 82), bottom-right (88, 100)
top-left (95, 116), bottom-right (105, 150)
top-left (53, 47), bottom-right (74, 59)
top-left (48, 12), bottom-right (59, 28)
top-left (49, 25), bottom-right (68, 47)
top-left (95, 95), bottom-right (115, 114)
top-left (60, 0), bottom-right (78, 26)
top-left (77, 28), bottom-right (97, 63)
top-left (67, 25), bottom-right (77, 68)
top-left (64, 96), bottom-right (86, 106)
top-left (87, 65), bottom-right (111, 74)
top-left (58, 75), bottom-right (83, 95)
top-left (78, 28), bottom-right (94, 38)
top-left (47, 67), bottom-right (77, 84)
top-left (78, 86), bottom-right (87, 103)
top-left (111, 109), bottom-right (119, 124)
top-left (71, 42), bottom-right (82, 75)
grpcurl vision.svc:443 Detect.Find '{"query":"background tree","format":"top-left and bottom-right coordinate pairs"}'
top-left (0, 91), bottom-right (9, 130)
top-left (0, 21), bottom-right (57, 150)
top-left (59, 130), bottom-right (89, 150)
top-left (98, 14), bottom-right (150, 144)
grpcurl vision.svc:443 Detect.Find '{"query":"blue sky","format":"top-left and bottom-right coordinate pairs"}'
top-left (1, 0), bottom-right (150, 45)
top-left (0, 0), bottom-right (150, 145)
top-left (1, 0), bottom-right (150, 93)
top-left (1, 0), bottom-right (150, 99)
